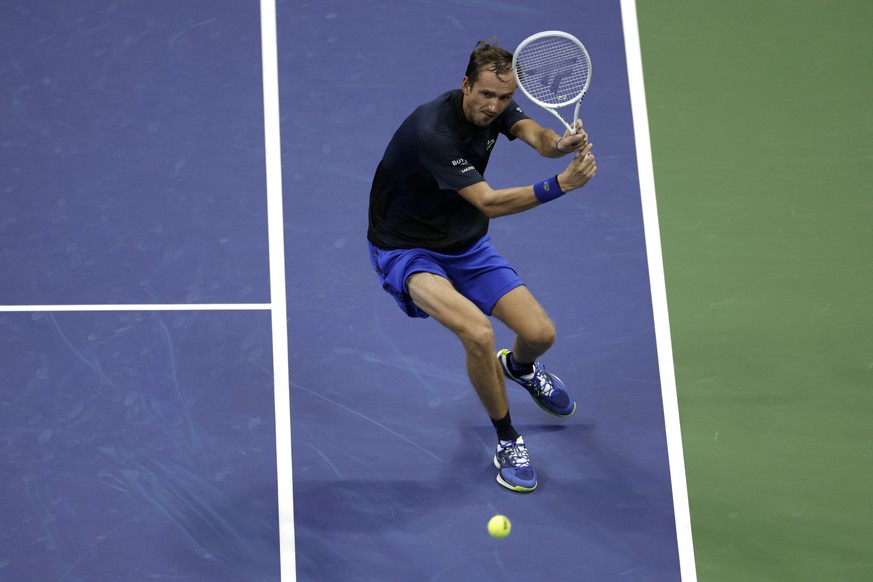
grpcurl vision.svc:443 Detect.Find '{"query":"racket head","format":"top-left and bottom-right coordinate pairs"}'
top-left (512, 30), bottom-right (592, 110)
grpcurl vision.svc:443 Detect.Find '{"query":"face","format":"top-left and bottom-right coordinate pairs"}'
top-left (461, 69), bottom-right (517, 128)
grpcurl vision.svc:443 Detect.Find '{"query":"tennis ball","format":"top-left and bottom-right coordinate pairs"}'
top-left (487, 514), bottom-right (511, 538)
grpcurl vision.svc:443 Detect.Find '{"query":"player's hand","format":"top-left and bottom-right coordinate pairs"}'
top-left (555, 119), bottom-right (589, 154)
top-left (558, 142), bottom-right (596, 191)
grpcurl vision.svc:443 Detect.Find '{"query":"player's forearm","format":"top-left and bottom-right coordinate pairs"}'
top-left (455, 183), bottom-right (539, 218)
top-left (512, 120), bottom-right (565, 159)
top-left (478, 185), bottom-right (543, 217)
top-left (536, 121), bottom-right (590, 159)
top-left (459, 173), bottom-right (584, 218)
top-left (536, 129), bottom-right (566, 158)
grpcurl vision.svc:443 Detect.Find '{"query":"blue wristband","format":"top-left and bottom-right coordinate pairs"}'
top-left (533, 175), bottom-right (565, 204)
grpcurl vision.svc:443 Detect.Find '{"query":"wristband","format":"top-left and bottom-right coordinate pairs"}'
top-left (533, 175), bottom-right (565, 204)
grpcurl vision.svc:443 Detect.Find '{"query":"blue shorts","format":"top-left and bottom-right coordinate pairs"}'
top-left (368, 235), bottom-right (524, 319)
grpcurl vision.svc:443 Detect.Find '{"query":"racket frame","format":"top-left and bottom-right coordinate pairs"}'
top-left (512, 30), bottom-right (592, 135)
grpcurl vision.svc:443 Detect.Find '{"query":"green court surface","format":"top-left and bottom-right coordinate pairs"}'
top-left (636, 1), bottom-right (873, 580)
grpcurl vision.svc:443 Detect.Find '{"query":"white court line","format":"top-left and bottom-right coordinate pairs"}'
top-left (620, 0), bottom-right (697, 580)
top-left (259, 0), bottom-right (297, 580)
top-left (0, 304), bottom-right (271, 312)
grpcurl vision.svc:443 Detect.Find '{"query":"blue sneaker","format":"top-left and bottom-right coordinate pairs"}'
top-left (497, 349), bottom-right (576, 417)
top-left (493, 436), bottom-right (537, 492)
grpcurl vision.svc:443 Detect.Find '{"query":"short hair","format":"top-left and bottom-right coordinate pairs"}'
top-left (464, 40), bottom-right (513, 86)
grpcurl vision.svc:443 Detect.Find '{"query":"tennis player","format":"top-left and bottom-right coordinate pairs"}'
top-left (367, 40), bottom-right (597, 492)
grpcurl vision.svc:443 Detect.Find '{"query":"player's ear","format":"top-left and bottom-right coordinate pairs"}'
top-left (461, 76), bottom-right (471, 94)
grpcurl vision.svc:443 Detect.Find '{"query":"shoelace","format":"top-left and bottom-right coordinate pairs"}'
top-left (500, 441), bottom-right (531, 468)
top-left (529, 367), bottom-right (555, 397)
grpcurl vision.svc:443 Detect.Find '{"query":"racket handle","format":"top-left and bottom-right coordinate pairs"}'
top-left (570, 100), bottom-right (583, 135)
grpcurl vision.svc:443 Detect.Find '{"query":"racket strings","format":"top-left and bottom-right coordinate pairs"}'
top-left (515, 37), bottom-right (590, 106)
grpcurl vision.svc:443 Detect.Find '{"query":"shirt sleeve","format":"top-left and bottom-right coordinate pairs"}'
top-left (498, 99), bottom-right (530, 138)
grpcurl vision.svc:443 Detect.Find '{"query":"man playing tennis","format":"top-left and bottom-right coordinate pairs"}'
top-left (367, 40), bottom-right (597, 492)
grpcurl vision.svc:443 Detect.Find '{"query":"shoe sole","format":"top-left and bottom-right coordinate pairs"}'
top-left (528, 382), bottom-right (576, 418)
top-left (493, 456), bottom-right (537, 492)
top-left (497, 350), bottom-right (577, 418)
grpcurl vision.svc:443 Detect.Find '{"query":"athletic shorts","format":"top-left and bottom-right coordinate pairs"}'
top-left (368, 235), bottom-right (524, 319)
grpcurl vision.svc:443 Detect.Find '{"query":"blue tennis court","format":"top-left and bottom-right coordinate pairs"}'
top-left (1, 1), bottom-right (692, 580)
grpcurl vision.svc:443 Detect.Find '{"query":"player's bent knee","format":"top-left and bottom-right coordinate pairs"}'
top-left (459, 318), bottom-right (495, 355)
top-left (540, 322), bottom-right (557, 348)
top-left (522, 321), bottom-right (556, 351)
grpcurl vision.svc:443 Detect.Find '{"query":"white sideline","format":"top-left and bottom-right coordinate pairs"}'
top-left (259, 0), bottom-right (297, 580)
top-left (620, 0), bottom-right (697, 579)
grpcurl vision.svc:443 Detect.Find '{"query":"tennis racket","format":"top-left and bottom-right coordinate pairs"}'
top-left (512, 30), bottom-right (592, 135)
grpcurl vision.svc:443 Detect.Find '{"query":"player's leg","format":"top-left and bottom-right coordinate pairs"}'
top-left (406, 272), bottom-right (537, 492)
top-left (369, 242), bottom-right (511, 419)
top-left (492, 285), bottom-right (576, 417)
top-left (491, 285), bottom-right (556, 363)
top-left (406, 271), bottom-right (508, 420)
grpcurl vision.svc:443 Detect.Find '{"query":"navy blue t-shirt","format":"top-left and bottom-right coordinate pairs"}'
top-left (367, 89), bottom-right (529, 253)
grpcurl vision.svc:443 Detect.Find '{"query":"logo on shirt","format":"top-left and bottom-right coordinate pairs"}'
top-left (486, 138), bottom-right (496, 151)
top-left (451, 157), bottom-right (469, 167)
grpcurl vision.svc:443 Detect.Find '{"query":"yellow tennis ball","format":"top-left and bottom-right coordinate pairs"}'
top-left (487, 514), bottom-right (511, 538)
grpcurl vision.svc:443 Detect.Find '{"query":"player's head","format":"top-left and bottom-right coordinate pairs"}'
top-left (464, 40), bottom-right (514, 86)
top-left (461, 40), bottom-right (517, 127)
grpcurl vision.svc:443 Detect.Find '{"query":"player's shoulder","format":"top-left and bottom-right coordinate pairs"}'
top-left (412, 90), bottom-right (460, 138)
top-left (413, 90), bottom-right (457, 123)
